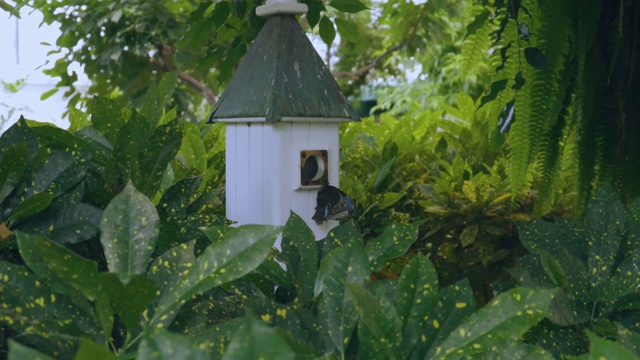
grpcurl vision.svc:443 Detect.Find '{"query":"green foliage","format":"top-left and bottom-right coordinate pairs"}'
top-left (340, 93), bottom-right (575, 304)
top-left (468, 0), bottom-right (640, 207)
top-left (510, 185), bottom-right (640, 357)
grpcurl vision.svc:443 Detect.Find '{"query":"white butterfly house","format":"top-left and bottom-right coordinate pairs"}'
top-left (208, 0), bottom-right (359, 240)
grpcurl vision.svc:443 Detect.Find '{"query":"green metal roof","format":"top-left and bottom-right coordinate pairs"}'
top-left (208, 15), bottom-right (359, 123)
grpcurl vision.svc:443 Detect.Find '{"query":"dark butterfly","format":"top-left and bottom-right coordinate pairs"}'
top-left (312, 184), bottom-right (356, 225)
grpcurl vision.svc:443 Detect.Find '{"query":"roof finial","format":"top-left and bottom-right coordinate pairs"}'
top-left (256, 0), bottom-right (308, 17)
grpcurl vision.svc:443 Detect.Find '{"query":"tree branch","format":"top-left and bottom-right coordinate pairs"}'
top-left (151, 45), bottom-right (217, 106)
top-left (332, 44), bottom-right (401, 79)
top-left (331, 2), bottom-right (428, 81)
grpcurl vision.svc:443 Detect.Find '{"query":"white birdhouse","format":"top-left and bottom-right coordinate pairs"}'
top-left (208, 0), bottom-right (359, 241)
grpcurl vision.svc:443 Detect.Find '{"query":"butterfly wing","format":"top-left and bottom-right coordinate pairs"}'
top-left (313, 185), bottom-right (356, 224)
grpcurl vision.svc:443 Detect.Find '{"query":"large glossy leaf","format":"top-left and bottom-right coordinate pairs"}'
top-left (396, 254), bottom-right (439, 358)
top-left (222, 317), bottom-right (296, 360)
top-left (479, 341), bottom-right (554, 359)
top-left (244, 297), bottom-right (320, 357)
top-left (196, 318), bottom-right (244, 359)
top-left (14, 184), bottom-right (102, 245)
top-left (17, 231), bottom-right (100, 300)
top-left (178, 125), bottom-right (207, 173)
top-left (100, 181), bottom-right (159, 276)
top-left (72, 338), bottom-right (118, 360)
top-left (15, 232), bottom-right (112, 337)
top-left (314, 240), bottom-right (369, 356)
top-left (365, 221), bottom-right (422, 272)
top-left (90, 97), bottom-right (125, 145)
top-left (412, 279), bottom-right (476, 359)
top-left (585, 184), bottom-right (625, 285)
top-left (137, 120), bottom-right (182, 197)
top-left (113, 109), bottom-right (147, 186)
top-left (98, 273), bottom-right (158, 333)
top-left (140, 72), bottom-right (177, 129)
top-left (0, 143), bottom-right (29, 206)
top-left (138, 329), bottom-right (208, 360)
top-left (21, 144), bottom-right (90, 199)
top-left (151, 225), bottom-right (280, 328)
top-left (7, 192), bottom-right (54, 222)
top-left (430, 287), bottom-right (556, 359)
top-left (585, 330), bottom-right (637, 360)
top-left (320, 221), bottom-right (363, 258)
top-left (345, 283), bottom-right (402, 358)
top-left (0, 117), bottom-right (39, 166)
top-left (280, 211), bottom-right (318, 303)
top-left (0, 261), bottom-right (104, 354)
top-left (8, 340), bottom-right (55, 360)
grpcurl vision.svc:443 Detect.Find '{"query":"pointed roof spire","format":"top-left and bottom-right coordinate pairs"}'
top-left (208, 1), bottom-right (359, 123)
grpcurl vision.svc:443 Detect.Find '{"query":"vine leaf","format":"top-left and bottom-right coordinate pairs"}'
top-left (479, 79), bottom-right (509, 108)
top-left (524, 47), bottom-right (549, 70)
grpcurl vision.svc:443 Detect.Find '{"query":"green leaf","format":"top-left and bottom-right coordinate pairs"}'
top-left (113, 109), bottom-right (147, 185)
top-left (464, 10), bottom-right (490, 40)
top-left (211, 1), bottom-right (230, 27)
top-left (524, 47), bottom-right (549, 70)
top-left (0, 261), bottom-right (104, 355)
top-left (586, 330), bottom-right (638, 360)
top-left (151, 225), bottom-right (281, 328)
top-left (7, 192), bottom-right (54, 222)
top-left (280, 211), bottom-right (318, 304)
top-left (222, 317), bottom-right (296, 360)
top-left (99, 273), bottom-right (158, 333)
top-left (68, 107), bottom-right (91, 132)
top-left (8, 340), bottom-right (55, 360)
top-left (315, 240), bottom-right (369, 356)
top-left (141, 73), bottom-right (177, 129)
top-left (306, 0), bottom-right (325, 29)
top-left (0, 143), bottom-right (29, 206)
top-left (178, 127), bottom-right (207, 173)
top-left (479, 341), bottom-right (555, 359)
top-left (138, 120), bottom-right (182, 197)
top-left (396, 254), bottom-right (439, 358)
top-left (413, 279), bottom-right (476, 359)
top-left (334, 18), bottom-right (358, 43)
top-left (479, 79), bottom-right (509, 108)
top-left (14, 184), bottom-right (102, 245)
top-left (22, 146), bottom-right (90, 198)
top-left (0, 0), bottom-right (21, 18)
top-left (100, 181), bottom-right (159, 276)
top-left (72, 338), bottom-right (118, 360)
top-left (588, 253), bottom-right (640, 302)
top-left (345, 283), bottom-right (402, 357)
top-left (318, 16), bottom-right (336, 46)
top-left (365, 221), bottom-right (422, 272)
top-left (372, 156), bottom-right (396, 191)
top-left (321, 221), bottom-right (363, 257)
top-left (15, 232), bottom-right (113, 336)
top-left (329, 0), bottom-right (368, 13)
top-left (196, 318), bottom-right (244, 358)
top-left (380, 192), bottom-right (403, 210)
top-left (138, 329), bottom-right (209, 360)
top-left (90, 97), bottom-right (125, 145)
top-left (430, 287), bottom-right (556, 359)
top-left (586, 184), bottom-right (625, 286)
top-left (40, 88), bottom-right (59, 101)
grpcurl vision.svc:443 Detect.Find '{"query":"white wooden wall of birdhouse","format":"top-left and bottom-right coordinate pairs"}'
top-left (225, 121), bottom-right (340, 242)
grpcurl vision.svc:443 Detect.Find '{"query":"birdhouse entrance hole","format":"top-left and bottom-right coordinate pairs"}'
top-left (300, 150), bottom-right (328, 187)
